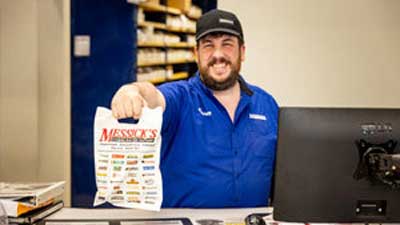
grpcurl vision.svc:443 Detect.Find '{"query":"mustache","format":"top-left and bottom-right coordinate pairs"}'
top-left (207, 57), bottom-right (232, 67)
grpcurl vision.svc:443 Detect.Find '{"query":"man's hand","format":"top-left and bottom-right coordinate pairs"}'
top-left (111, 82), bottom-right (166, 119)
top-left (111, 84), bottom-right (148, 119)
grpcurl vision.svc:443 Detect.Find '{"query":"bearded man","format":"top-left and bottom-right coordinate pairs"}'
top-left (111, 9), bottom-right (278, 208)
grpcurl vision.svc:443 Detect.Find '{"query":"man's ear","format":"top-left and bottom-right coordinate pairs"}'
top-left (240, 44), bottom-right (246, 62)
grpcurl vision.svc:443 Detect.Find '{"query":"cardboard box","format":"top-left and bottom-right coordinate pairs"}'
top-left (167, 0), bottom-right (191, 12)
top-left (146, 0), bottom-right (160, 5)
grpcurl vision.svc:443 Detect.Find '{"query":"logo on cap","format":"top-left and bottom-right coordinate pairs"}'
top-left (219, 18), bottom-right (234, 25)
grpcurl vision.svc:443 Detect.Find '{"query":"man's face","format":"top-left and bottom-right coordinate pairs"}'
top-left (196, 33), bottom-right (245, 91)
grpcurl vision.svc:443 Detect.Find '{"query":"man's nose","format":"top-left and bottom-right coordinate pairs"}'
top-left (211, 46), bottom-right (224, 58)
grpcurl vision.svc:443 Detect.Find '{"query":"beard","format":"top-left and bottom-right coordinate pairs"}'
top-left (198, 53), bottom-right (241, 91)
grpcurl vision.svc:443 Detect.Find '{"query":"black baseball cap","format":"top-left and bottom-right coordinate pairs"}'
top-left (196, 9), bottom-right (244, 42)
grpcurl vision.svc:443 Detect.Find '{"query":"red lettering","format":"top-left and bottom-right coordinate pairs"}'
top-left (140, 129), bottom-right (146, 138)
top-left (99, 128), bottom-right (114, 142)
top-left (150, 129), bottom-right (157, 138)
top-left (120, 129), bottom-right (128, 138)
top-left (99, 128), bottom-right (159, 142)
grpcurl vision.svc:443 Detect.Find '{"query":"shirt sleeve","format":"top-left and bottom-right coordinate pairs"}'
top-left (157, 81), bottom-right (187, 134)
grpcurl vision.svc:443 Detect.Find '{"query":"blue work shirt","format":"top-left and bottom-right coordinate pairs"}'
top-left (157, 72), bottom-right (278, 208)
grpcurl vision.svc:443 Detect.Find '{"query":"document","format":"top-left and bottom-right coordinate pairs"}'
top-left (0, 181), bottom-right (64, 217)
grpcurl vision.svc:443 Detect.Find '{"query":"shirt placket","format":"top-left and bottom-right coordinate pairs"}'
top-left (231, 124), bottom-right (241, 204)
top-left (231, 93), bottom-right (251, 204)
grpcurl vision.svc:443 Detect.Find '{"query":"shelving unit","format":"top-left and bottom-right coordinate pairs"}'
top-left (138, 21), bottom-right (196, 34)
top-left (137, 1), bottom-right (181, 15)
top-left (137, 58), bottom-right (196, 67)
top-left (129, 0), bottom-right (202, 84)
top-left (144, 71), bottom-right (189, 84)
top-left (138, 41), bottom-right (195, 48)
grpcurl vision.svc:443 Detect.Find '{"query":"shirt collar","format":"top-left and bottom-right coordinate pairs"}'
top-left (192, 71), bottom-right (254, 96)
top-left (237, 76), bottom-right (254, 96)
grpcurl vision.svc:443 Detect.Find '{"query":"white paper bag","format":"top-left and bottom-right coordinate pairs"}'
top-left (93, 106), bottom-right (163, 211)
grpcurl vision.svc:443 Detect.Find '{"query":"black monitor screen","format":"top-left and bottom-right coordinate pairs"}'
top-left (272, 107), bottom-right (400, 223)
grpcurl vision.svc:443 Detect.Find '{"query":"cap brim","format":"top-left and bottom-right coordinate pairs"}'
top-left (196, 28), bottom-right (242, 41)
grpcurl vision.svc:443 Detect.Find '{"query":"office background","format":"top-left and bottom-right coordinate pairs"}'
top-left (1, 0), bottom-right (400, 206)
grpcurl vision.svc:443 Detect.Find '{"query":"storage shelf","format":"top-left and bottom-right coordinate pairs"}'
top-left (131, 1), bottom-right (200, 20)
top-left (135, 2), bottom-right (182, 15)
top-left (166, 26), bottom-right (196, 34)
top-left (148, 76), bottom-right (167, 84)
top-left (138, 41), bottom-right (195, 48)
top-left (169, 71), bottom-right (189, 81)
top-left (138, 21), bottom-right (166, 30)
top-left (167, 58), bottom-right (196, 65)
top-left (186, 13), bottom-right (201, 20)
top-left (134, 0), bottom-right (203, 84)
top-left (138, 21), bottom-right (196, 34)
top-left (137, 58), bottom-right (196, 67)
top-left (145, 72), bottom-right (189, 84)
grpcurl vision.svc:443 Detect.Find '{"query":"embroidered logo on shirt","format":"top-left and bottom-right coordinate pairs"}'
top-left (249, 113), bottom-right (267, 121)
top-left (198, 107), bottom-right (212, 116)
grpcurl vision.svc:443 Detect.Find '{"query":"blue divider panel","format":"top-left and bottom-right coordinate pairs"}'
top-left (71, 0), bottom-right (136, 207)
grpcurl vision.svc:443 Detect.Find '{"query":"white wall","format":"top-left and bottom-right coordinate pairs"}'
top-left (0, 0), bottom-right (40, 181)
top-left (37, 0), bottom-right (71, 205)
top-left (0, 0), bottom-right (70, 205)
top-left (219, 0), bottom-right (400, 107)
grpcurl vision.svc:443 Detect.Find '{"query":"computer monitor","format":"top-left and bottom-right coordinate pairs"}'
top-left (272, 107), bottom-right (400, 223)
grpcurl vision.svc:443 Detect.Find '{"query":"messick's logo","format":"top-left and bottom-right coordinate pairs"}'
top-left (99, 128), bottom-right (158, 142)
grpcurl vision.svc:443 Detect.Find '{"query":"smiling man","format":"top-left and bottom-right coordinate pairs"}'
top-left (111, 9), bottom-right (279, 208)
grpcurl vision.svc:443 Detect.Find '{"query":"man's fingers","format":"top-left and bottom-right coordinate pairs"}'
top-left (111, 84), bottom-right (148, 120)
top-left (112, 93), bottom-right (131, 119)
top-left (142, 99), bottom-right (149, 108)
top-left (117, 102), bottom-right (127, 119)
top-left (111, 97), bottom-right (121, 118)
top-left (132, 95), bottom-right (144, 119)
top-left (111, 100), bottom-right (119, 119)
top-left (122, 96), bottom-right (134, 118)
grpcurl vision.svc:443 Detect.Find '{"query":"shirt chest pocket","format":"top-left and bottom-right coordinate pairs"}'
top-left (194, 114), bottom-right (231, 153)
top-left (246, 119), bottom-right (277, 158)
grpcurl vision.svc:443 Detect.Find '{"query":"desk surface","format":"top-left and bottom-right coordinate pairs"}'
top-left (48, 207), bottom-right (271, 224)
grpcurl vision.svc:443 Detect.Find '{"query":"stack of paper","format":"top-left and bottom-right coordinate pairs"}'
top-left (0, 181), bottom-right (65, 223)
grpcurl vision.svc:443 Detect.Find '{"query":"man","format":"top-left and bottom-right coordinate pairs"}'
top-left (111, 9), bottom-right (278, 208)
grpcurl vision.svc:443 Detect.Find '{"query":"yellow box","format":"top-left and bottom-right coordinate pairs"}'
top-left (146, 0), bottom-right (160, 5)
top-left (167, 0), bottom-right (191, 12)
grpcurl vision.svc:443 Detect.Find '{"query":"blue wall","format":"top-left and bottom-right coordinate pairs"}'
top-left (71, 0), bottom-right (136, 207)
